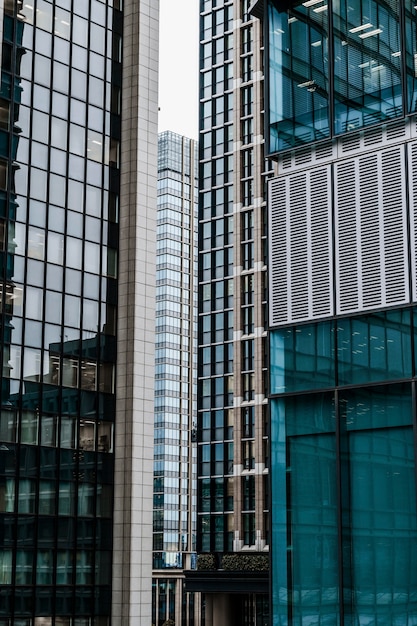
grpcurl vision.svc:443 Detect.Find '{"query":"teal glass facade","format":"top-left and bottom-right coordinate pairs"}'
top-left (267, 0), bottom-right (417, 152)
top-left (270, 310), bottom-right (417, 624)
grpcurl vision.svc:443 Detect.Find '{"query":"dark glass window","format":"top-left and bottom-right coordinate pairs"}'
top-left (333, 0), bottom-right (402, 132)
top-left (267, 0), bottom-right (406, 151)
top-left (268, 0), bottom-right (330, 151)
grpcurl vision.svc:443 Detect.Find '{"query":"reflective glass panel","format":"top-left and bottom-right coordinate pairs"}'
top-left (405, 0), bottom-right (417, 113)
top-left (337, 309), bottom-right (412, 385)
top-left (271, 393), bottom-right (338, 622)
top-left (268, 0), bottom-right (330, 152)
top-left (270, 322), bottom-right (334, 393)
top-left (333, 0), bottom-right (402, 133)
top-left (340, 417), bottom-right (417, 621)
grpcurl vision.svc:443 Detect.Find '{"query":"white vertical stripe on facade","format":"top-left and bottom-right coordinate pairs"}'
top-left (112, 0), bottom-right (158, 623)
top-left (269, 166), bottom-right (332, 326)
top-left (408, 141), bottom-right (417, 302)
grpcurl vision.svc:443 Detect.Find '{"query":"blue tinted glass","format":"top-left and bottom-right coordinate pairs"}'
top-left (341, 425), bottom-right (417, 622)
top-left (268, 0), bottom-right (330, 152)
top-left (404, 0), bottom-right (417, 113)
top-left (339, 383), bottom-right (412, 430)
top-left (333, 0), bottom-right (402, 133)
top-left (270, 322), bottom-right (334, 393)
top-left (337, 310), bottom-right (412, 385)
top-left (271, 394), bottom-right (338, 622)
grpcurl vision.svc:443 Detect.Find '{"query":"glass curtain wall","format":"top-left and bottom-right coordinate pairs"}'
top-left (268, 0), bottom-right (417, 152)
top-left (153, 131), bottom-right (198, 626)
top-left (270, 309), bottom-right (417, 624)
top-left (0, 0), bottom-right (121, 622)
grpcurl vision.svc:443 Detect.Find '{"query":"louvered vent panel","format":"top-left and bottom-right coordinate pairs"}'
top-left (336, 148), bottom-right (408, 315)
top-left (341, 133), bottom-right (360, 153)
top-left (381, 148), bottom-right (408, 304)
top-left (295, 148), bottom-right (312, 166)
top-left (315, 141), bottom-right (334, 161)
top-left (335, 160), bottom-right (360, 312)
top-left (289, 172), bottom-right (309, 320)
top-left (364, 127), bottom-right (383, 146)
top-left (269, 178), bottom-right (289, 325)
top-left (359, 153), bottom-right (382, 308)
top-left (309, 169), bottom-right (333, 317)
top-left (269, 166), bottom-right (332, 327)
top-left (408, 142), bottom-right (417, 302)
top-left (281, 152), bottom-right (292, 170)
top-left (386, 120), bottom-right (406, 140)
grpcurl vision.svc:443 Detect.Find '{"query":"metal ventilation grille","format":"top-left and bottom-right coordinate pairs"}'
top-left (335, 146), bottom-right (408, 315)
top-left (269, 177), bottom-right (289, 324)
top-left (269, 166), bottom-right (332, 326)
top-left (408, 141), bottom-right (417, 302)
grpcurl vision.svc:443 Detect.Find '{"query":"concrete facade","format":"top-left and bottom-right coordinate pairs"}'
top-left (112, 0), bottom-right (159, 624)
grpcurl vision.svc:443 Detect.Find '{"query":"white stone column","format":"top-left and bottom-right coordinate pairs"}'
top-left (112, 0), bottom-right (159, 623)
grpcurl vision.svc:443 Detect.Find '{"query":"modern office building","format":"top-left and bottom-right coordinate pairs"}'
top-left (255, 0), bottom-right (417, 623)
top-left (153, 131), bottom-right (199, 626)
top-left (0, 1), bottom-right (158, 624)
top-left (185, 1), bottom-right (272, 625)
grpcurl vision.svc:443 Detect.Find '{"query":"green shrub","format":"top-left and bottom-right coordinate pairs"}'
top-left (221, 553), bottom-right (269, 571)
top-left (197, 553), bottom-right (216, 570)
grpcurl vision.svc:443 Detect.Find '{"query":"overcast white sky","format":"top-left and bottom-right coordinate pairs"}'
top-left (158, 0), bottom-right (199, 140)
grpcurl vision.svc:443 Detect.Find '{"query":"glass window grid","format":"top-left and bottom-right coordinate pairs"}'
top-left (0, 0), bottom-right (120, 620)
top-left (270, 308), bottom-right (416, 395)
top-left (267, 0), bottom-right (417, 153)
top-left (271, 382), bottom-right (417, 622)
top-left (198, 0), bottom-right (268, 556)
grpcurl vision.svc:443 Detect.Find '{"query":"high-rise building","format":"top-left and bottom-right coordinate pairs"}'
top-left (0, 1), bottom-right (158, 624)
top-left (153, 131), bottom-right (199, 626)
top-left (186, 1), bottom-right (272, 624)
top-left (260, 0), bottom-right (417, 623)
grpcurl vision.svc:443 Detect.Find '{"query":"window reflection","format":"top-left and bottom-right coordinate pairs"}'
top-left (405, 0), bottom-right (417, 112)
top-left (268, 0), bottom-right (330, 151)
top-left (267, 0), bottom-right (413, 151)
top-left (333, 0), bottom-right (402, 132)
top-left (79, 419), bottom-right (95, 451)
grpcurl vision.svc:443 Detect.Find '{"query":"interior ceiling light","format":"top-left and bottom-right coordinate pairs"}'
top-left (314, 5), bottom-right (327, 12)
top-left (349, 23), bottom-right (372, 33)
top-left (359, 28), bottom-right (382, 38)
top-left (297, 79), bottom-right (315, 88)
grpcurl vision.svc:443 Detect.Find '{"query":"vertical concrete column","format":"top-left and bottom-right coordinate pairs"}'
top-left (112, 0), bottom-right (159, 623)
top-left (212, 594), bottom-right (235, 626)
top-left (204, 595), bottom-right (214, 626)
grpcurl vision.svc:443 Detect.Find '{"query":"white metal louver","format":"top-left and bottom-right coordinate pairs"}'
top-left (408, 141), bottom-right (417, 302)
top-left (269, 165), bottom-right (333, 326)
top-left (335, 146), bottom-right (409, 315)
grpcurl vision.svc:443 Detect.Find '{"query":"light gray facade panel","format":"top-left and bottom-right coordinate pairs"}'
top-left (335, 147), bottom-right (409, 315)
top-left (269, 146), bottom-right (410, 328)
top-left (269, 165), bottom-right (333, 326)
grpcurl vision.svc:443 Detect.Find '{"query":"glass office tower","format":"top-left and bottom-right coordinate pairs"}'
top-left (186, 1), bottom-right (273, 625)
top-left (153, 131), bottom-right (199, 626)
top-left (259, 0), bottom-right (417, 623)
top-left (0, 0), bottom-right (158, 624)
